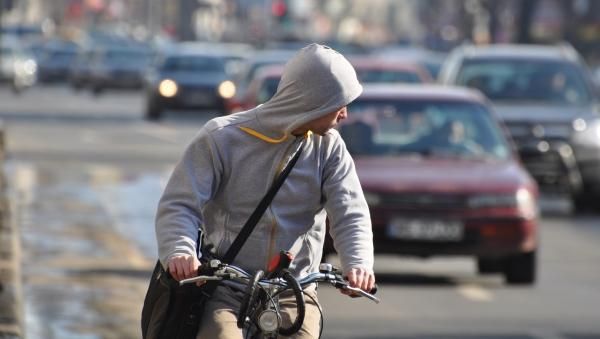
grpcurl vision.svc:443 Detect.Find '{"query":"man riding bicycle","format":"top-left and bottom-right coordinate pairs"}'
top-left (155, 43), bottom-right (376, 338)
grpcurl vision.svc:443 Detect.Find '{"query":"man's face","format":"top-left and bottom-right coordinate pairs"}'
top-left (294, 107), bottom-right (348, 136)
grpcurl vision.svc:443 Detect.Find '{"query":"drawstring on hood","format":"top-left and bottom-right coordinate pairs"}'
top-left (249, 43), bottom-right (363, 140)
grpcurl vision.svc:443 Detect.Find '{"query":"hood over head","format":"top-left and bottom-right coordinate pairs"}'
top-left (253, 43), bottom-right (363, 138)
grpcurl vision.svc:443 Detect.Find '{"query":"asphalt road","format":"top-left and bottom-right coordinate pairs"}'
top-left (2, 86), bottom-right (600, 339)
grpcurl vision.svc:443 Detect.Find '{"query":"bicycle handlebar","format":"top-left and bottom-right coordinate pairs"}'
top-left (180, 262), bottom-right (379, 304)
top-left (180, 261), bottom-right (378, 337)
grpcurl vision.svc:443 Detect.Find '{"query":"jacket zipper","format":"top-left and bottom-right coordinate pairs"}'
top-left (264, 138), bottom-right (301, 269)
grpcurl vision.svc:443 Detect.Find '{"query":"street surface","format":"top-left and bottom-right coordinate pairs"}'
top-left (2, 86), bottom-right (600, 339)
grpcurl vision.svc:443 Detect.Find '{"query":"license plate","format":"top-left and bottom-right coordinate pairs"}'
top-left (387, 218), bottom-right (464, 241)
top-left (183, 93), bottom-right (214, 105)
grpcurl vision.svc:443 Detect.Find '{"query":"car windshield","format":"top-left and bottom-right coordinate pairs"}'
top-left (41, 50), bottom-right (77, 66)
top-left (341, 99), bottom-right (511, 160)
top-left (257, 77), bottom-right (280, 104)
top-left (356, 69), bottom-right (422, 84)
top-left (162, 56), bottom-right (225, 72)
top-left (456, 59), bottom-right (593, 105)
top-left (243, 60), bottom-right (286, 85)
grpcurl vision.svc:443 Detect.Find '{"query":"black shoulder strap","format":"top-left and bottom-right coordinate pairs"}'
top-left (220, 138), bottom-right (305, 263)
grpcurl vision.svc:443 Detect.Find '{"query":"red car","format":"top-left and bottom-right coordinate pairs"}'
top-left (228, 65), bottom-right (284, 112)
top-left (327, 84), bottom-right (540, 285)
top-left (229, 57), bottom-right (433, 113)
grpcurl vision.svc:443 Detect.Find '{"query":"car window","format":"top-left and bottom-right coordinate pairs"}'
top-left (244, 60), bottom-right (286, 85)
top-left (257, 77), bottom-right (280, 104)
top-left (456, 59), bottom-right (592, 105)
top-left (162, 56), bottom-right (225, 72)
top-left (341, 99), bottom-right (511, 159)
top-left (356, 69), bottom-right (422, 84)
top-left (40, 50), bottom-right (77, 66)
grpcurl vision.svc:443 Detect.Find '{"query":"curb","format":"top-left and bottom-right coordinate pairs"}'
top-left (0, 121), bottom-right (23, 338)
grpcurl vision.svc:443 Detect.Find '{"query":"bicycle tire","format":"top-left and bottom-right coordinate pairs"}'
top-left (237, 270), bottom-right (264, 329)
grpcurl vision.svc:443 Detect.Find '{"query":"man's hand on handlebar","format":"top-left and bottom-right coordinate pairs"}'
top-left (167, 254), bottom-right (205, 286)
top-left (342, 267), bottom-right (376, 297)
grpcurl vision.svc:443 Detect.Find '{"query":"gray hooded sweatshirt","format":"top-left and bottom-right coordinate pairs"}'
top-left (156, 43), bottom-right (374, 277)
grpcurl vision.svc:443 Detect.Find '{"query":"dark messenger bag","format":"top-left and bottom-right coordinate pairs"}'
top-left (141, 139), bottom-right (304, 339)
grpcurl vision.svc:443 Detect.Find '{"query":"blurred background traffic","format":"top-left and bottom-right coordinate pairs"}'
top-left (1, 0), bottom-right (600, 338)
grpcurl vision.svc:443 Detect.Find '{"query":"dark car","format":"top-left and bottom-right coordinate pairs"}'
top-left (326, 84), bottom-right (539, 284)
top-left (439, 44), bottom-right (600, 211)
top-left (89, 46), bottom-right (153, 94)
top-left (69, 47), bottom-right (98, 90)
top-left (144, 48), bottom-right (236, 120)
top-left (36, 41), bottom-right (78, 83)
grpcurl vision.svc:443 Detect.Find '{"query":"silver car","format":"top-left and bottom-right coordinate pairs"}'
top-left (439, 44), bottom-right (600, 212)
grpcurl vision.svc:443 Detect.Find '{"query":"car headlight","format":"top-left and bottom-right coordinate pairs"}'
top-left (23, 60), bottom-right (37, 75)
top-left (468, 188), bottom-right (537, 219)
top-left (217, 80), bottom-right (236, 99)
top-left (516, 188), bottom-right (537, 219)
top-left (363, 192), bottom-right (381, 206)
top-left (572, 118), bottom-right (600, 146)
top-left (158, 79), bottom-right (178, 98)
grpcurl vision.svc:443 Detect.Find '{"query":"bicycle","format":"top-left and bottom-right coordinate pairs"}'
top-left (180, 251), bottom-right (379, 339)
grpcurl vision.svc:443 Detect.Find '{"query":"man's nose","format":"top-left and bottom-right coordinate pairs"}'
top-left (339, 109), bottom-right (348, 120)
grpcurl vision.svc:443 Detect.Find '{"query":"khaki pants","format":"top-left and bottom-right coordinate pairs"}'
top-left (197, 285), bottom-right (322, 339)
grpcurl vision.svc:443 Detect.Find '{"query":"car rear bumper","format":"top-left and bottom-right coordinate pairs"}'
top-left (324, 214), bottom-right (537, 258)
top-left (374, 217), bottom-right (536, 256)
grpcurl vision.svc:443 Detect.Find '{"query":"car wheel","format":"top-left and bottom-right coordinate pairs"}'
top-left (504, 251), bottom-right (536, 285)
top-left (476, 257), bottom-right (504, 275)
top-left (146, 103), bottom-right (162, 121)
top-left (572, 189), bottom-right (596, 213)
top-left (11, 82), bottom-right (23, 95)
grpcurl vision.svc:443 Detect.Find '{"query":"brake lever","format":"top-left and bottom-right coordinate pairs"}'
top-left (179, 275), bottom-right (222, 285)
top-left (342, 285), bottom-right (380, 304)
